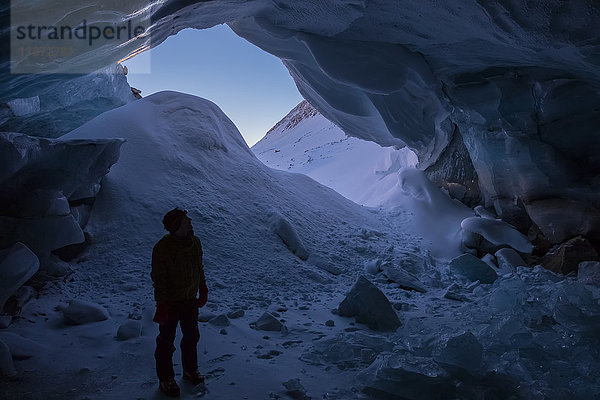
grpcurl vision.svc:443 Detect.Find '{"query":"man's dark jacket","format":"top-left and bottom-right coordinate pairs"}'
top-left (151, 234), bottom-right (206, 304)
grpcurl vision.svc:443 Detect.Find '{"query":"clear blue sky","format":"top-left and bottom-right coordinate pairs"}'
top-left (123, 24), bottom-right (303, 146)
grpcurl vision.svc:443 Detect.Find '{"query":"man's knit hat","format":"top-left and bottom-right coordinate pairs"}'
top-left (162, 208), bottom-right (187, 233)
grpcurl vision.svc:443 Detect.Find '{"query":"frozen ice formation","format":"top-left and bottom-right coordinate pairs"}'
top-left (461, 216), bottom-right (533, 254)
top-left (1, 64), bottom-right (135, 138)
top-left (0, 243), bottom-right (39, 312)
top-left (338, 275), bottom-right (400, 331)
top-left (0, 131), bottom-right (125, 264)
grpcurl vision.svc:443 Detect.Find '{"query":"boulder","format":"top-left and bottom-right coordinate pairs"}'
top-left (524, 199), bottom-right (600, 245)
top-left (116, 320), bottom-right (142, 340)
top-left (62, 300), bottom-right (109, 325)
top-left (198, 311), bottom-right (216, 322)
top-left (338, 276), bottom-right (400, 332)
top-left (0, 242), bottom-right (39, 311)
top-left (435, 332), bottom-right (483, 374)
top-left (253, 312), bottom-right (283, 331)
top-left (495, 248), bottom-right (527, 273)
top-left (270, 212), bottom-right (309, 260)
top-left (542, 236), bottom-right (599, 275)
top-left (208, 314), bottom-right (230, 327)
top-left (449, 254), bottom-right (498, 284)
top-left (382, 266), bottom-right (426, 293)
top-left (227, 309), bottom-right (245, 319)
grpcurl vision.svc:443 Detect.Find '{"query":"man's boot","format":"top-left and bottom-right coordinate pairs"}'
top-left (159, 377), bottom-right (180, 397)
top-left (183, 370), bottom-right (205, 385)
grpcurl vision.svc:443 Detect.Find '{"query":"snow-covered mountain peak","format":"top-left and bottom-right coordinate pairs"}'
top-left (265, 100), bottom-right (320, 137)
top-left (253, 101), bottom-right (418, 207)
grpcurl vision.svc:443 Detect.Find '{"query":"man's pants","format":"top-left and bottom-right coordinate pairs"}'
top-left (154, 300), bottom-right (200, 381)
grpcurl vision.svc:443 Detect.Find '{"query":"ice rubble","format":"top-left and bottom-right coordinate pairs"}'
top-left (349, 265), bottom-right (600, 400)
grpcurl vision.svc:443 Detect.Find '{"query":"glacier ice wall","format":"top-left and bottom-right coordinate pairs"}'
top-left (2, 0), bottom-right (600, 245)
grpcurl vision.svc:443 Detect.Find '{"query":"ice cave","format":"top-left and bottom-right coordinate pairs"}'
top-left (1, 1), bottom-right (600, 399)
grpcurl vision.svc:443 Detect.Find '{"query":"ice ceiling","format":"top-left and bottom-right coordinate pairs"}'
top-left (2, 0), bottom-right (600, 243)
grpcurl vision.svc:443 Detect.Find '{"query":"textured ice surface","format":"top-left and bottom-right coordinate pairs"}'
top-left (1, 64), bottom-right (135, 138)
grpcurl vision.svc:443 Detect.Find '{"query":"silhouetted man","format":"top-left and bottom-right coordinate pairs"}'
top-left (151, 208), bottom-right (208, 397)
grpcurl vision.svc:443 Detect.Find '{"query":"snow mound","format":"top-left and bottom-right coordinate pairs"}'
top-left (338, 276), bottom-right (400, 332)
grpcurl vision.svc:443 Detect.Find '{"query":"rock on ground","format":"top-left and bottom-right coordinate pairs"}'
top-left (495, 248), bottom-right (526, 273)
top-left (449, 254), bottom-right (498, 284)
top-left (542, 236), bottom-right (599, 275)
top-left (62, 299), bottom-right (109, 325)
top-left (270, 212), bottom-right (309, 260)
top-left (338, 275), bottom-right (400, 332)
top-left (208, 314), bottom-right (230, 327)
top-left (116, 320), bottom-right (142, 340)
top-left (253, 312), bottom-right (283, 331)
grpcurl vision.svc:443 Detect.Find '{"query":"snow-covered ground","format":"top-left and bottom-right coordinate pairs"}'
top-left (1, 92), bottom-right (600, 400)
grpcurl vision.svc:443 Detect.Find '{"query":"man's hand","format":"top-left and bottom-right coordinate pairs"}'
top-left (153, 303), bottom-right (170, 325)
top-left (196, 285), bottom-right (208, 308)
